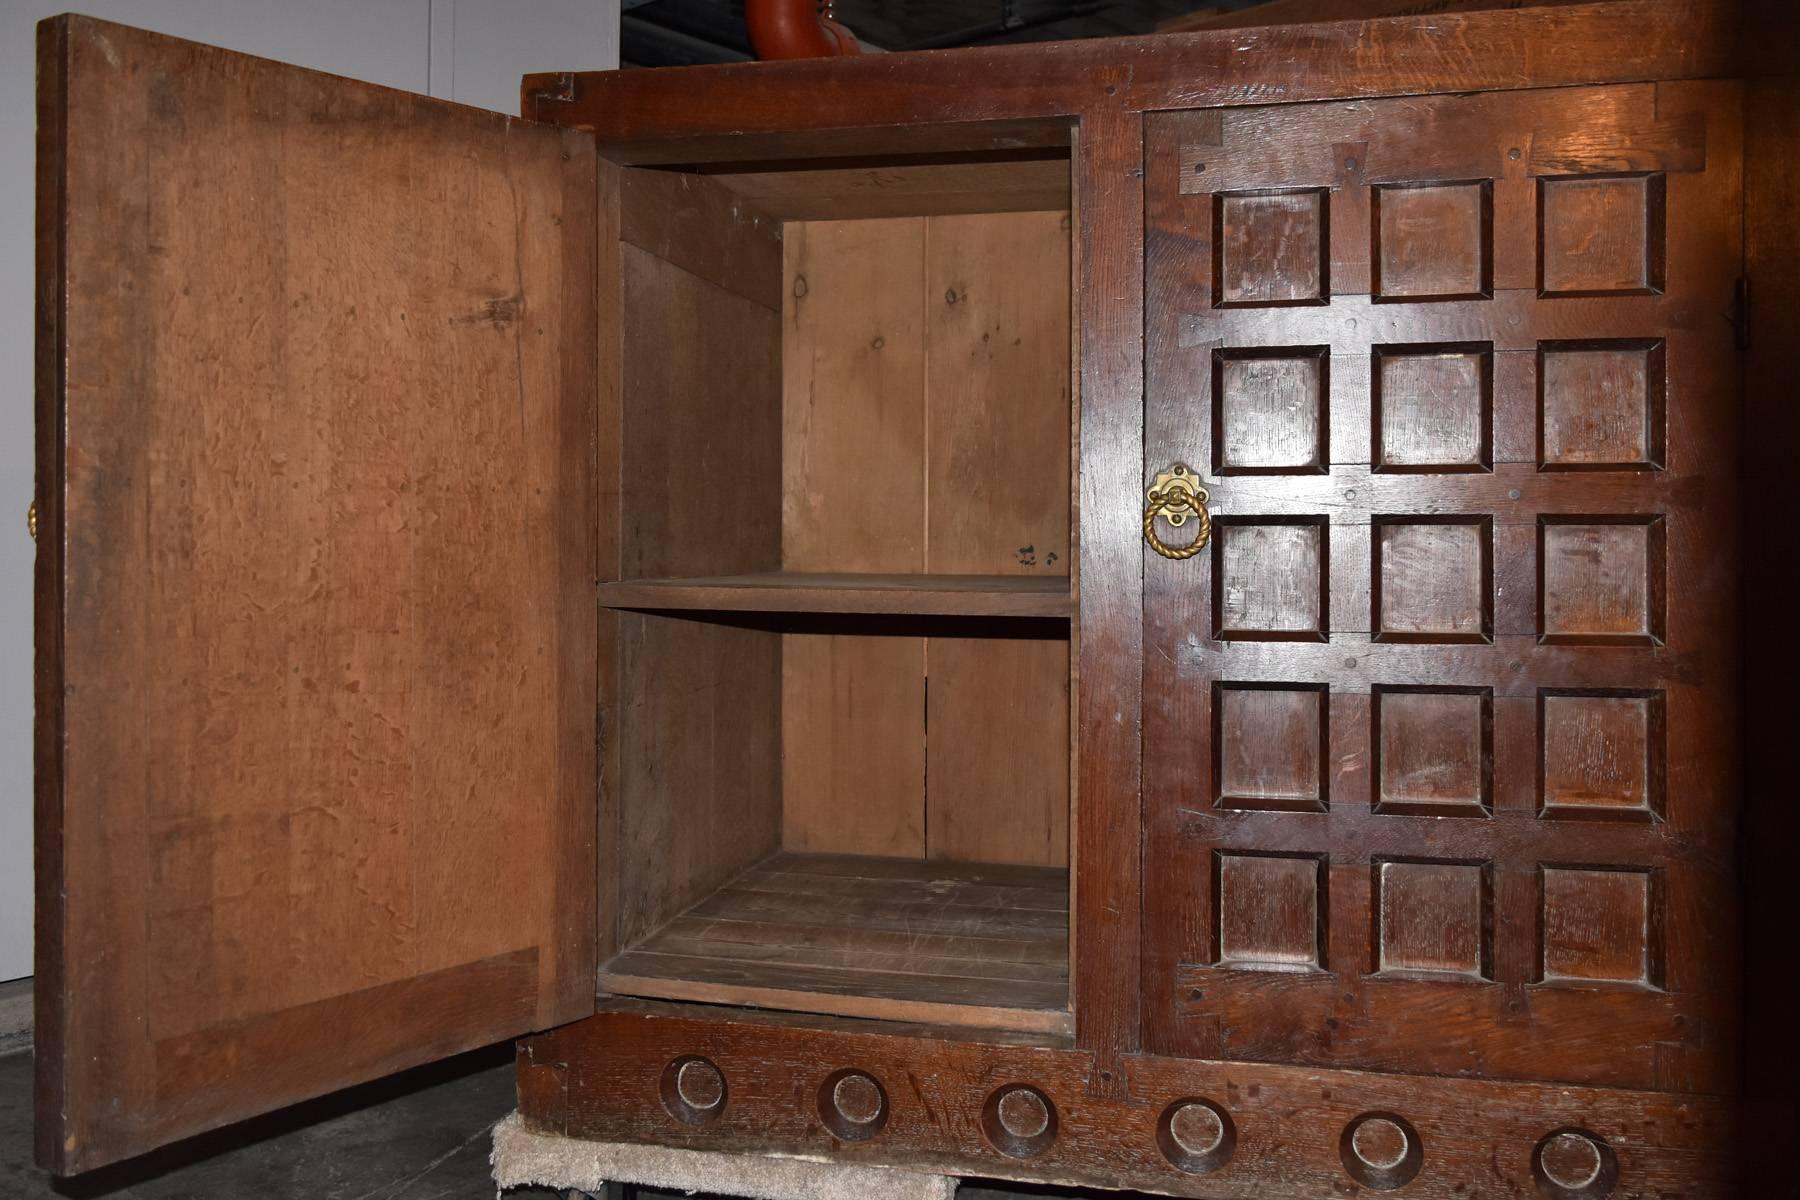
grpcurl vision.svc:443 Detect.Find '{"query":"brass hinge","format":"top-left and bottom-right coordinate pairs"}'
top-left (1732, 275), bottom-right (1751, 351)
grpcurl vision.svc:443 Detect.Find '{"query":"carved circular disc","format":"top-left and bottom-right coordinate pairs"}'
top-left (834, 1074), bottom-right (884, 1124)
top-left (1533, 1128), bottom-right (1619, 1198)
top-left (980, 1085), bottom-right (1058, 1159)
top-left (1339, 1112), bottom-right (1424, 1190)
top-left (1156, 1098), bottom-right (1236, 1175)
top-left (997, 1087), bottom-right (1051, 1139)
top-left (1352, 1118), bottom-right (1411, 1170)
top-left (1169, 1102), bottom-right (1226, 1154)
top-left (677, 1059), bottom-right (724, 1109)
top-left (817, 1069), bottom-right (889, 1142)
top-left (1540, 1133), bottom-right (1604, 1188)
top-left (659, 1056), bottom-right (727, 1126)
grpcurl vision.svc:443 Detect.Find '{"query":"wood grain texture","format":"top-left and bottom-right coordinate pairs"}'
top-left (600, 573), bottom-right (1071, 617)
top-left (1160, 0), bottom-right (1603, 32)
top-left (594, 158), bottom-right (626, 977)
top-left (620, 167), bottom-right (783, 310)
top-left (1070, 104), bottom-right (1146, 1089)
top-left (600, 854), bottom-right (1070, 1034)
top-left (36, 15), bottom-right (597, 1173)
top-left (532, 0), bottom-right (1737, 161)
top-left (613, 231), bottom-right (785, 950)
top-left (1141, 81), bottom-right (1742, 1097)
top-left (924, 211), bottom-right (1072, 868)
top-left (926, 638), bottom-right (1070, 867)
top-left (923, 211), bottom-right (1072, 578)
top-left (518, 1001), bottom-right (1736, 1198)
top-left (620, 243), bottom-right (782, 580)
top-left (781, 218), bottom-right (928, 858)
top-left (700, 154), bottom-right (1070, 222)
top-left (616, 613), bottom-right (783, 949)
top-left (779, 213), bottom-right (1074, 868)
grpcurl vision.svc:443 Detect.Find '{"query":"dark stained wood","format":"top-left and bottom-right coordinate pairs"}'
top-left (519, 1001), bottom-right (1736, 1199)
top-left (1159, 0), bottom-right (1603, 32)
top-left (600, 854), bottom-right (1070, 1035)
top-left (38, 0), bottom-right (1783, 1190)
top-left (1740, 48), bottom-right (1800, 1189)
top-left (35, 15), bottom-right (599, 1174)
top-left (529, 0), bottom-right (1738, 162)
top-left (1071, 104), bottom-right (1145, 1094)
top-left (1141, 81), bottom-right (1742, 1099)
top-left (600, 572), bottom-right (1071, 617)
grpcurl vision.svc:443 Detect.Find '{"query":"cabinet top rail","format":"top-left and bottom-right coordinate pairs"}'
top-left (525, 0), bottom-right (1743, 164)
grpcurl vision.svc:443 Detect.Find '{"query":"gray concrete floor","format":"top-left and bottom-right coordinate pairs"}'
top-left (1, 1043), bottom-right (566, 1199)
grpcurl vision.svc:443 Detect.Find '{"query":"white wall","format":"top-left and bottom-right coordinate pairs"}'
top-left (0, 1), bottom-right (619, 983)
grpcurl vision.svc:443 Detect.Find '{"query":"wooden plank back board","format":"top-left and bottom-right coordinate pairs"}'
top-left (780, 212), bottom-right (1071, 867)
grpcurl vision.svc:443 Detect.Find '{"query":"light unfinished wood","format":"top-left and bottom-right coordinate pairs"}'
top-left (779, 213), bottom-right (1074, 865)
top-left (599, 853), bottom-right (1071, 1034)
top-left (923, 211), bottom-right (1073, 867)
top-left (599, 572), bottom-right (1071, 617)
top-left (926, 639), bottom-right (1071, 866)
top-left (781, 219), bottom-right (929, 858)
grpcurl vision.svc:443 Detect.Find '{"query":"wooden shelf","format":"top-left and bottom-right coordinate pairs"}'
top-left (597, 572), bottom-right (1071, 618)
top-left (599, 852), bottom-right (1071, 1035)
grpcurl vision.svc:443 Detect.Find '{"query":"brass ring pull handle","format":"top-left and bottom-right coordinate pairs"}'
top-left (1144, 464), bottom-right (1211, 560)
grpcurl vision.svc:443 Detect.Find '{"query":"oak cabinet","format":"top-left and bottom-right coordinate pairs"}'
top-left (34, 4), bottom-right (1798, 1195)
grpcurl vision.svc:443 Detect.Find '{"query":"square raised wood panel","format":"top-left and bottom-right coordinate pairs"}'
top-left (1372, 180), bottom-right (1493, 302)
top-left (1373, 517), bottom-right (1493, 643)
top-left (1213, 348), bottom-right (1330, 474)
top-left (1539, 340), bottom-right (1666, 470)
top-left (1373, 687), bottom-right (1491, 816)
top-left (1213, 189), bottom-right (1329, 307)
top-left (1214, 852), bottom-right (1327, 971)
top-left (1214, 684), bottom-right (1328, 812)
top-left (1373, 343), bottom-right (1493, 472)
top-left (1538, 173), bottom-right (1666, 297)
top-left (1539, 517), bottom-right (1665, 645)
top-left (1540, 690), bottom-right (1663, 821)
top-left (1374, 859), bottom-right (1491, 979)
top-left (1540, 866), bottom-right (1661, 987)
top-left (1213, 518), bottom-right (1329, 641)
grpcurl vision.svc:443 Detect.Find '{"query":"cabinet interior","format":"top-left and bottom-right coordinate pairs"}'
top-left (598, 147), bottom-right (1075, 1034)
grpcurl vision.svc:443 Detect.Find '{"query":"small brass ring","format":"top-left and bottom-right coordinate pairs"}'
top-left (1145, 487), bottom-right (1210, 560)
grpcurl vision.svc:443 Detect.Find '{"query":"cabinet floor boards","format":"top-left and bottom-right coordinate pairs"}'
top-left (598, 852), bottom-right (1071, 1035)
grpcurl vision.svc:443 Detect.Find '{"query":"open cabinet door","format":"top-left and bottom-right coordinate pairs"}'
top-left (35, 15), bottom-right (598, 1174)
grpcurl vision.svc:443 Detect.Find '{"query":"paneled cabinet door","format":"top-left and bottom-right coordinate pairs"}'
top-left (1142, 83), bottom-right (1741, 1097)
top-left (35, 16), bottom-right (599, 1173)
